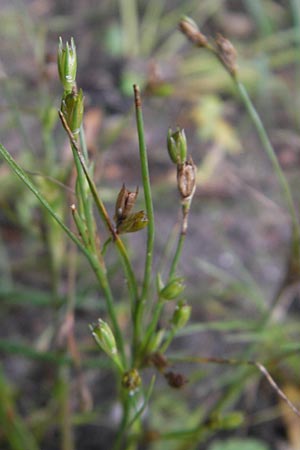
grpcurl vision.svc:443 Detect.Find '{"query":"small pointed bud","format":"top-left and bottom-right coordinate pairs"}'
top-left (171, 301), bottom-right (191, 330)
top-left (116, 211), bottom-right (148, 234)
top-left (57, 37), bottom-right (77, 93)
top-left (122, 368), bottom-right (142, 394)
top-left (156, 273), bottom-right (164, 292)
top-left (90, 319), bottom-right (123, 371)
top-left (177, 157), bottom-right (196, 201)
top-left (167, 128), bottom-right (187, 164)
top-left (179, 17), bottom-right (208, 48)
top-left (61, 87), bottom-right (84, 135)
top-left (215, 33), bottom-right (238, 77)
top-left (114, 184), bottom-right (139, 224)
top-left (160, 277), bottom-right (185, 300)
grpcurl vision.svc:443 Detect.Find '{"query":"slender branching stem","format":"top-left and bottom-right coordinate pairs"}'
top-left (206, 44), bottom-right (300, 258)
top-left (59, 111), bottom-right (139, 310)
top-left (0, 142), bottom-right (126, 366)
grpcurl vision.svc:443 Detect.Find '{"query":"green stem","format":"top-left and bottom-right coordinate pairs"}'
top-left (140, 300), bottom-right (164, 355)
top-left (0, 143), bottom-right (86, 254)
top-left (59, 112), bottom-right (138, 309)
top-left (169, 232), bottom-right (186, 279)
top-left (234, 80), bottom-right (300, 255)
top-left (0, 142), bottom-right (126, 367)
top-left (133, 85), bottom-right (155, 348)
top-left (160, 327), bottom-right (176, 354)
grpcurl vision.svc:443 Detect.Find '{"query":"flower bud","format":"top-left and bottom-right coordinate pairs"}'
top-left (215, 33), bottom-right (237, 77)
top-left (61, 87), bottom-right (84, 135)
top-left (90, 319), bottom-right (123, 371)
top-left (171, 301), bottom-right (191, 330)
top-left (177, 157), bottom-right (196, 201)
top-left (160, 277), bottom-right (185, 300)
top-left (122, 368), bottom-right (142, 395)
top-left (167, 128), bottom-right (187, 164)
top-left (57, 37), bottom-right (77, 93)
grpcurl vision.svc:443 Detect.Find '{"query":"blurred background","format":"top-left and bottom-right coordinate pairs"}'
top-left (0, 1), bottom-right (300, 449)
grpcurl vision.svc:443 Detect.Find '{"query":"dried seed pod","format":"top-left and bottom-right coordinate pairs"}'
top-left (165, 371), bottom-right (188, 389)
top-left (215, 33), bottom-right (238, 76)
top-left (179, 17), bottom-right (208, 48)
top-left (114, 184), bottom-right (139, 224)
top-left (177, 157), bottom-right (196, 201)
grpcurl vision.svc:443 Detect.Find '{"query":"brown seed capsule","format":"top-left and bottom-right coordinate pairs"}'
top-left (215, 33), bottom-right (237, 76)
top-left (177, 157), bottom-right (196, 201)
top-left (179, 17), bottom-right (208, 48)
top-left (114, 184), bottom-right (139, 225)
top-left (165, 371), bottom-right (188, 389)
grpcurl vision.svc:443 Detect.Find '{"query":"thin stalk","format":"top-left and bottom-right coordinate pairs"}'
top-left (181, 27), bottom-right (300, 255)
top-left (89, 253), bottom-right (127, 367)
top-left (0, 143), bottom-right (86, 254)
top-left (140, 300), bottom-right (164, 355)
top-left (0, 366), bottom-right (40, 450)
top-left (113, 393), bottom-right (132, 450)
top-left (234, 80), bottom-right (300, 255)
top-left (59, 111), bottom-right (138, 307)
top-left (159, 327), bottom-right (176, 353)
top-left (133, 85), bottom-right (155, 347)
top-left (57, 366), bottom-right (74, 450)
top-left (71, 145), bottom-right (98, 255)
top-left (169, 233), bottom-right (186, 279)
top-left (0, 142), bottom-right (126, 366)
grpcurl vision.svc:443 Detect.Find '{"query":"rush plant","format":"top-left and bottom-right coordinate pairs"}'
top-left (0, 33), bottom-right (299, 450)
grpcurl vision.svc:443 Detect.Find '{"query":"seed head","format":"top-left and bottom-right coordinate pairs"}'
top-left (179, 17), bottom-right (208, 48)
top-left (177, 157), bottom-right (196, 202)
top-left (215, 33), bottom-right (238, 77)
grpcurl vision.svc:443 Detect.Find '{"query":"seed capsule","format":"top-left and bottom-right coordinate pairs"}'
top-left (177, 157), bottom-right (196, 201)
